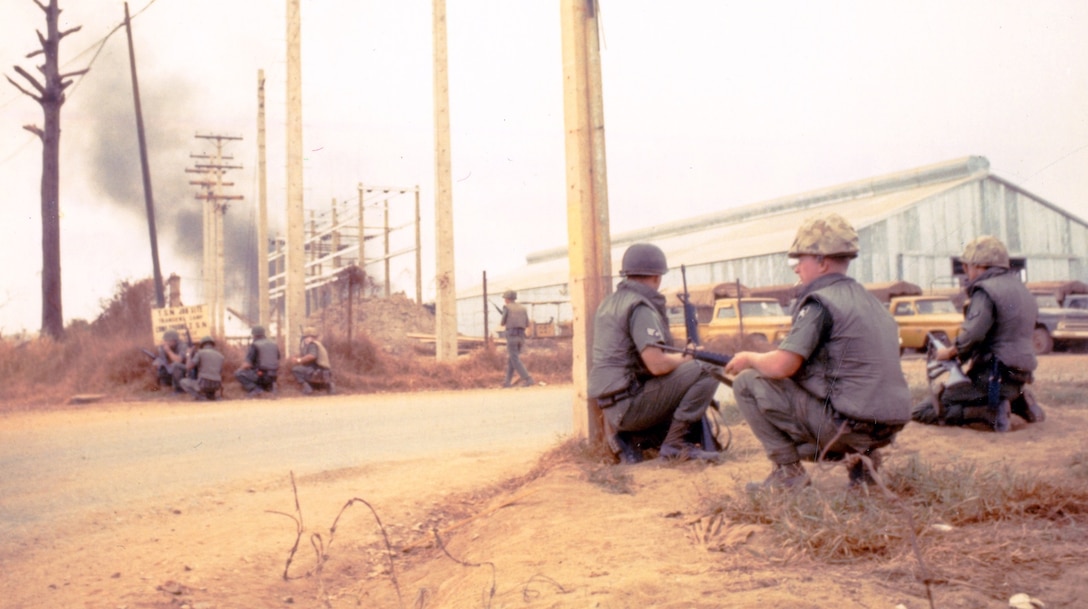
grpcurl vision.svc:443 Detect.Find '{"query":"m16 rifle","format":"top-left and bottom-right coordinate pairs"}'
top-left (679, 264), bottom-right (700, 346)
top-left (925, 332), bottom-right (971, 407)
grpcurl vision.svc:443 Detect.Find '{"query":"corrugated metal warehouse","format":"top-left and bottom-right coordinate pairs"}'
top-left (457, 156), bottom-right (1088, 337)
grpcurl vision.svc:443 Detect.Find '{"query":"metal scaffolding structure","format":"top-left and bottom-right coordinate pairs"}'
top-left (267, 184), bottom-right (422, 323)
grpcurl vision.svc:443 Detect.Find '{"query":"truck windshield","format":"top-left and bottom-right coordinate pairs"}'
top-left (739, 301), bottom-right (786, 317)
top-left (916, 299), bottom-right (957, 314)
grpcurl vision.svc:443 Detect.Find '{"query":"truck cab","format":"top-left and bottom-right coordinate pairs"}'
top-left (888, 295), bottom-right (964, 352)
top-left (1028, 283), bottom-right (1088, 354)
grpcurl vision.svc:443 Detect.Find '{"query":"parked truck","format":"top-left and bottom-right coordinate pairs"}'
top-left (887, 295), bottom-right (964, 352)
top-left (1027, 281), bottom-right (1088, 354)
top-left (661, 284), bottom-right (792, 348)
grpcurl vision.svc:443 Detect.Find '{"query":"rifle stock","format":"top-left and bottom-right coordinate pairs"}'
top-left (655, 343), bottom-right (732, 367)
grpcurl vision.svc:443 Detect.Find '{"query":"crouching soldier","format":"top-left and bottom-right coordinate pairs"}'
top-left (292, 327), bottom-right (334, 395)
top-left (236, 325), bottom-right (281, 398)
top-left (153, 329), bottom-right (189, 392)
top-left (179, 336), bottom-right (224, 401)
top-left (724, 213), bottom-right (911, 490)
top-left (912, 236), bottom-right (1044, 431)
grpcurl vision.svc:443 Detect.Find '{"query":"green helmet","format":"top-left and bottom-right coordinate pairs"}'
top-left (163, 330), bottom-right (179, 342)
top-left (502, 290), bottom-right (517, 301)
top-left (620, 243), bottom-right (668, 277)
top-left (962, 236), bottom-right (1010, 269)
top-left (199, 336), bottom-right (216, 347)
top-left (787, 213), bottom-right (859, 259)
top-left (251, 325), bottom-right (266, 338)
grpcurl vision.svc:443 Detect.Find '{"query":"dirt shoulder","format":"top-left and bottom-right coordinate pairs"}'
top-left (4, 357), bottom-right (1088, 609)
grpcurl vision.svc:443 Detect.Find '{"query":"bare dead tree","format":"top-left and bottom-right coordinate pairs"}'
top-left (5, 0), bottom-right (88, 340)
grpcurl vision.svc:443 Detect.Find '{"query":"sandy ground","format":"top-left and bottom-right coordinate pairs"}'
top-left (3, 356), bottom-right (1087, 609)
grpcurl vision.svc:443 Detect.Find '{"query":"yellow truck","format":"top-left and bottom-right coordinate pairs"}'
top-left (888, 295), bottom-right (964, 352)
top-left (665, 284), bottom-right (792, 348)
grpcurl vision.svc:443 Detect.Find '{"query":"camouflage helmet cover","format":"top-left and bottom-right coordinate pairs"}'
top-left (199, 335), bottom-right (216, 347)
top-left (163, 329), bottom-right (179, 342)
top-left (502, 290), bottom-right (517, 301)
top-left (787, 213), bottom-right (860, 259)
top-left (620, 243), bottom-right (669, 277)
top-left (961, 235), bottom-right (1010, 269)
top-left (251, 325), bottom-right (266, 338)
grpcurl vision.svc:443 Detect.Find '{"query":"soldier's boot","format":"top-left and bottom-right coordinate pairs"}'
top-left (848, 451), bottom-right (883, 488)
top-left (990, 399), bottom-right (1012, 433)
top-left (301, 381), bottom-right (314, 395)
top-left (658, 418), bottom-right (721, 462)
top-left (612, 432), bottom-right (643, 465)
top-left (745, 461), bottom-right (810, 492)
top-left (1010, 388), bottom-right (1046, 423)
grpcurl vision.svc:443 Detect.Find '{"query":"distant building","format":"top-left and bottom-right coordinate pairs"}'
top-left (457, 156), bottom-right (1088, 337)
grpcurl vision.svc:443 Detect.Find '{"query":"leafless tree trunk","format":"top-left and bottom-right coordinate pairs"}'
top-left (5, 0), bottom-right (88, 340)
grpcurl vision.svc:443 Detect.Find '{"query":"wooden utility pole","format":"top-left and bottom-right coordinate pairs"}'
top-left (5, 0), bottom-right (88, 340)
top-left (561, 0), bottom-right (611, 441)
top-left (187, 135), bottom-right (243, 337)
top-left (256, 69), bottom-right (270, 328)
top-left (432, 0), bottom-right (458, 361)
top-left (285, 0), bottom-right (305, 354)
top-left (124, 2), bottom-right (164, 308)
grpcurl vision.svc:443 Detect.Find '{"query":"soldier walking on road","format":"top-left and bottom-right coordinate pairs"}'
top-left (500, 290), bottom-right (535, 388)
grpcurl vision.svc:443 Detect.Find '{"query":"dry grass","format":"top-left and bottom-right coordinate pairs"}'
top-left (0, 279), bottom-right (573, 410)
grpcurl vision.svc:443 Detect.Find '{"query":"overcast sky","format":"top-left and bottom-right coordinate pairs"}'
top-left (2, 0), bottom-right (1086, 334)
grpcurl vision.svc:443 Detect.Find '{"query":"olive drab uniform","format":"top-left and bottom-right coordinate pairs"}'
top-left (179, 341), bottom-right (225, 400)
top-left (913, 267), bottom-right (1041, 428)
top-left (589, 279), bottom-right (719, 451)
top-left (236, 332), bottom-right (281, 394)
top-left (500, 293), bottom-right (534, 387)
top-left (733, 273), bottom-right (911, 466)
top-left (292, 334), bottom-right (333, 394)
top-left (912, 234), bottom-right (1044, 430)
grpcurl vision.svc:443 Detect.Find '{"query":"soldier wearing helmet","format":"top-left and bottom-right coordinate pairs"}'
top-left (179, 336), bottom-right (225, 401)
top-left (153, 328), bottom-right (190, 392)
top-left (499, 289), bottom-right (535, 388)
top-left (725, 213), bottom-right (910, 490)
top-left (292, 327), bottom-right (335, 395)
top-left (588, 243), bottom-right (721, 464)
top-left (913, 235), bottom-right (1043, 430)
top-left (236, 324), bottom-right (281, 397)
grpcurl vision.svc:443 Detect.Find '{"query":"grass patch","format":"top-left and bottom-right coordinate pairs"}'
top-left (706, 455), bottom-right (1088, 565)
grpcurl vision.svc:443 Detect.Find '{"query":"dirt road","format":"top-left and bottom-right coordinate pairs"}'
top-left (0, 385), bottom-right (573, 547)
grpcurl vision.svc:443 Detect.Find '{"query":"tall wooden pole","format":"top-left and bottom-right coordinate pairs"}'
top-left (414, 186), bottom-right (422, 305)
top-left (285, 0), bottom-right (305, 352)
top-left (124, 2), bottom-right (165, 308)
top-left (561, 0), bottom-right (611, 441)
top-left (432, 0), bottom-right (458, 361)
top-left (257, 69), bottom-right (270, 327)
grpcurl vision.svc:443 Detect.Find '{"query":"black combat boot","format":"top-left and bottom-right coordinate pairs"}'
top-left (612, 432), bottom-right (643, 464)
top-left (1010, 388), bottom-right (1046, 423)
top-left (990, 399), bottom-right (1011, 433)
top-left (658, 418), bottom-right (721, 462)
top-left (847, 451), bottom-right (883, 488)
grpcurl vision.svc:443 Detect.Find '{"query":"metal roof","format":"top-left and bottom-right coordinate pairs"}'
top-left (459, 156), bottom-right (989, 299)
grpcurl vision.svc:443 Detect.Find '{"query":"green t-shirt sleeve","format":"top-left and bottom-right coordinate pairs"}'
top-left (629, 304), bottom-right (668, 354)
top-left (777, 300), bottom-right (827, 359)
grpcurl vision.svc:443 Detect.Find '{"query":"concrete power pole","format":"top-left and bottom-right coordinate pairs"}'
top-left (561, 0), bottom-right (611, 441)
top-left (432, 0), bottom-right (458, 361)
top-left (285, 0), bottom-right (306, 354)
top-left (257, 69), bottom-right (270, 328)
